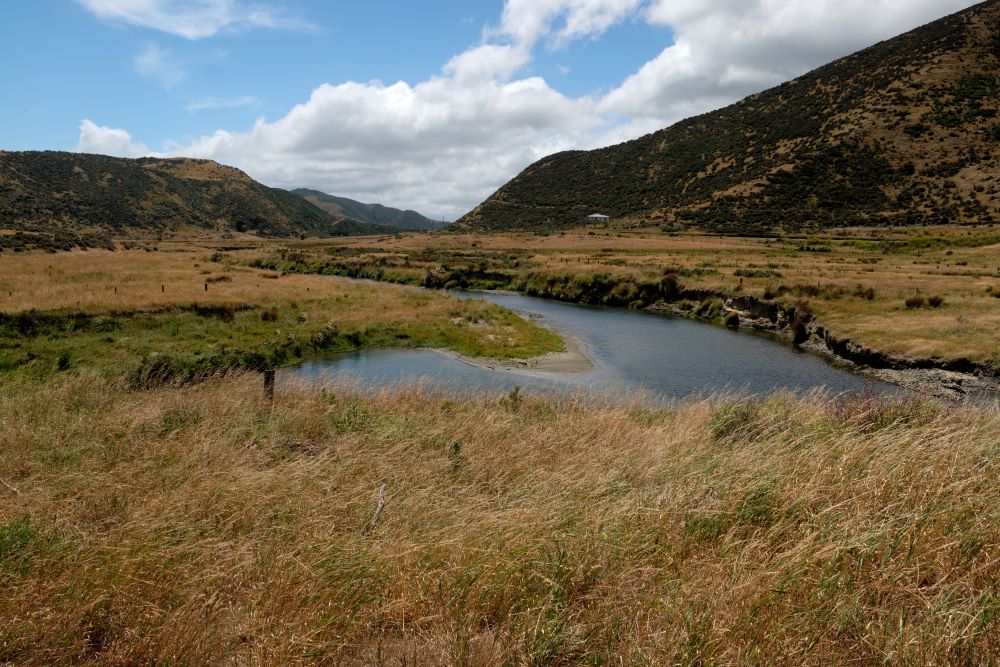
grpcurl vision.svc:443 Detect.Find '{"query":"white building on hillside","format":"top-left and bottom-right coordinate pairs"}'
top-left (585, 214), bottom-right (610, 223)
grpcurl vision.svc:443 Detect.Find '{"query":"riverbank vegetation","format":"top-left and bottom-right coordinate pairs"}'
top-left (0, 248), bottom-right (562, 382)
top-left (230, 223), bottom-right (1000, 372)
top-left (2, 373), bottom-right (999, 663)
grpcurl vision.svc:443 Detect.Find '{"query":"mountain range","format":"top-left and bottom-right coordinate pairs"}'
top-left (457, 0), bottom-right (1000, 234)
top-left (0, 152), bottom-right (436, 251)
top-left (4, 1), bottom-right (999, 247)
top-left (292, 189), bottom-right (446, 231)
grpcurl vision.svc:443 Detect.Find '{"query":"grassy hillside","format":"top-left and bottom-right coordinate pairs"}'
top-left (458, 0), bottom-right (1000, 234)
top-left (294, 188), bottom-right (446, 231)
top-left (0, 152), bottom-right (377, 251)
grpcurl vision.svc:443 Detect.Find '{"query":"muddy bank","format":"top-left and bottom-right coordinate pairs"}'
top-left (650, 294), bottom-right (1000, 400)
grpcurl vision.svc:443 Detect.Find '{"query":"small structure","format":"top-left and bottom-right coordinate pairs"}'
top-left (585, 213), bottom-right (610, 223)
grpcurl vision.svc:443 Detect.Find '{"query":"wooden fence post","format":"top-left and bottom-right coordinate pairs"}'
top-left (264, 369), bottom-right (275, 402)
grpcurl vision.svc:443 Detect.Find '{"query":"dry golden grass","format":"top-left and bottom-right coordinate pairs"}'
top-left (1, 374), bottom-right (999, 664)
top-left (0, 246), bottom-right (367, 313)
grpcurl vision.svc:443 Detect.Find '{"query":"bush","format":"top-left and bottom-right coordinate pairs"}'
top-left (763, 285), bottom-right (790, 300)
top-left (853, 285), bottom-right (876, 301)
top-left (791, 318), bottom-right (810, 345)
top-left (905, 295), bottom-right (926, 309)
top-left (696, 298), bottom-right (725, 320)
top-left (56, 351), bottom-right (72, 372)
top-left (928, 295), bottom-right (945, 308)
top-left (725, 312), bottom-right (740, 328)
top-left (261, 307), bottom-right (280, 322)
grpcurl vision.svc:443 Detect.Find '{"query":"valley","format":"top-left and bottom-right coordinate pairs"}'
top-left (2, 1), bottom-right (1000, 663)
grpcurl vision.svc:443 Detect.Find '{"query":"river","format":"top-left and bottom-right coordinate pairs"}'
top-left (282, 289), bottom-right (898, 401)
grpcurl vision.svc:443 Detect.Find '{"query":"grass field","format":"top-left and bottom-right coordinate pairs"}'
top-left (2, 373), bottom-right (999, 664)
top-left (1, 237), bottom-right (999, 663)
top-left (0, 246), bottom-right (562, 381)
top-left (236, 224), bottom-right (1000, 369)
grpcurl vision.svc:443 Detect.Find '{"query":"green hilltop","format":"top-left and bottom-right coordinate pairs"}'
top-left (457, 0), bottom-right (1000, 234)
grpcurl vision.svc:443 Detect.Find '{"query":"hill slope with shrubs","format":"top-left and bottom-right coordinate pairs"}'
top-left (458, 0), bottom-right (1000, 234)
top-left (293, 188), bottom-right (445, 231)
top-left (0, 152), bottom-right (398, 251)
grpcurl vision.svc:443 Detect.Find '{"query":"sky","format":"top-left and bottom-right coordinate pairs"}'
top-left (0, 0), bottom-right (982, 220)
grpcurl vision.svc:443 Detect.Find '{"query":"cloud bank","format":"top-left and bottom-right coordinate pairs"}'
top-left (77, 0), bottom-right (980, 218)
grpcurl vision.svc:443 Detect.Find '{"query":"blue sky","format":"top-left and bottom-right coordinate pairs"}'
top-left (0, 0), bottom-right (979, 218)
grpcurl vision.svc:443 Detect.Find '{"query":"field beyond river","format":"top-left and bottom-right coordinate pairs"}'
top-left (1, 230), bottom-right (999, 664)
top-left (233, 223), bottom-right (1000, 396)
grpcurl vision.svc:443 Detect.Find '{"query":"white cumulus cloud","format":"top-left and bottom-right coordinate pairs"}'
top-left (158, 74), bottom-right (605, 218)
top-left (76, 119), bottom-right (152, 158)
top-left (601, 0), bottom-right (982, 125)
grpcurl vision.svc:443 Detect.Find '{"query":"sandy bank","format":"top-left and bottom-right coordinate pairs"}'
top-left (450, 333), bottom-right (596, 377)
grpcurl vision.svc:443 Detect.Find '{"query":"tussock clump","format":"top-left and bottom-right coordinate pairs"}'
top-left (696, 297), bottom-right (724, 320)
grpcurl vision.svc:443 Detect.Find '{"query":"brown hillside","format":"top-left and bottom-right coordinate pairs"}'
top-left (458, 1), bottom-right (1000, 233)
top-left (0, 152), bottom-right (352, 251)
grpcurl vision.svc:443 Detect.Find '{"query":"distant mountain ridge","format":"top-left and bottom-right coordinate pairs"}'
top-left (292, 189), bottom-right (445, 231)
top-left (457, 0), bottom-right (1000, 233)
top-left (0, 152), bottom-right (403, 251)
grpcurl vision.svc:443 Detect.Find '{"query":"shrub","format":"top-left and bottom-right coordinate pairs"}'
top-left (853, 285), bottom-right (876, 301)
top-left (905, 295), bottom-right (926, 309)
top-left (735, 268), bottom-right (782, 278)
top-left (928, 295), bottom-right (945, 308)
top-left (763, 285), bottom-right (790, 300)
top-left (725, 312), bottom-right (740, 328)
top-left (261, 307), bottom-right (280, 322)
top-left (697, 298), bottom-right (725, 320)
top-left (56, 350), bottom-right (72, 372)
top-left (791, 318), bottom-right (810, 345)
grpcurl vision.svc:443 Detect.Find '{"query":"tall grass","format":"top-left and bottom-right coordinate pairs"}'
top-left (1, 374), bottom-right (998, 664)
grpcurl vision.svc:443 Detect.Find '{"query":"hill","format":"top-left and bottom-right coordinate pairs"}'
top-left (293, 188), bottom-right (445, 231)
top-left (457, 0), bottom-right (1000, 234)
top-left (0, 152), bottom-right (395, 252)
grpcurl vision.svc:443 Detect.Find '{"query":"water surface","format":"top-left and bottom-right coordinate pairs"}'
top-left (284, 290), bottom-right (896, 401)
